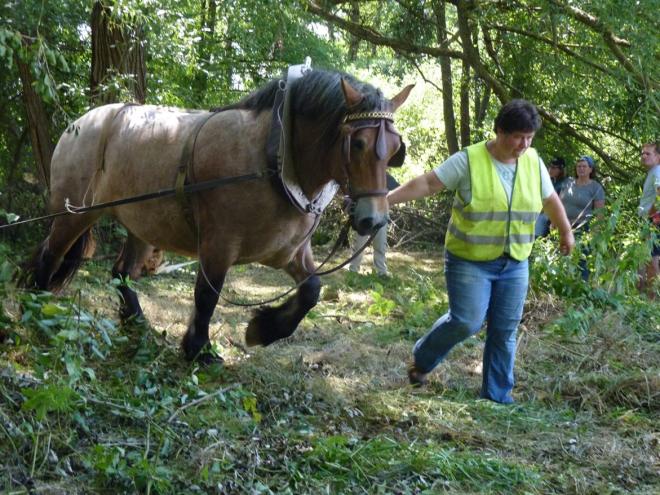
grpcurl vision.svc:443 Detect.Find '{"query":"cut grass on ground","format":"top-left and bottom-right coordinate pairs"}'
top-left (1, 247), bottom-right (658, 494)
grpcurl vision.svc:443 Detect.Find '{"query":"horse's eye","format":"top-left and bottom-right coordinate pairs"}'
top-left (351, 138), bottom-right (366, 152)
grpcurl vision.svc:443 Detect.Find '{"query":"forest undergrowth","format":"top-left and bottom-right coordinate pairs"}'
top-left (0, 230), bottom-right (658, 494)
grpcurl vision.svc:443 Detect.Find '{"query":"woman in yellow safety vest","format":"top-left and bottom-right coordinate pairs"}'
top-left (388, 99), bottom-right (574, 404)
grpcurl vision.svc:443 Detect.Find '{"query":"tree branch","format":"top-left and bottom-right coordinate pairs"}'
top-left (304, 1), bottom-right (465, 60)
top-left (538, 108), bottom-right (630, 180)
top-left (485, 23), bottom-right (619, 81)
top-left (547, 0), bottom-right (656, 91)
top-left (564, 121), bottom-right (638, 148)
top-left (455, 1), bottom-right (508, 102)
top-left (405, 56), bottom-right (443, 94)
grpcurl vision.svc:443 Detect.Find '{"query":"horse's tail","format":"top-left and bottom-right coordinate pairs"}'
top-left (18, 228), bottom-right (95, 292)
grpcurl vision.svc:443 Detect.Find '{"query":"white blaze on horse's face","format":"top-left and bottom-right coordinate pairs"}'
top-left (341, 80), bottom-right (414, 235)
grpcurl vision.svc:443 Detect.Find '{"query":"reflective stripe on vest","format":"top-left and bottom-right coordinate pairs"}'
top-left (444, 141), bottom-right (542, 261)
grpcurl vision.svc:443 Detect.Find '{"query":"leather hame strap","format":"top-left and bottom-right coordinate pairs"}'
top-left (174, 111), bottom-right (221, 234)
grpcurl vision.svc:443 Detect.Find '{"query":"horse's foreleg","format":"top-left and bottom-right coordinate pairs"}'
top-left (182, 265), bottom-right (226, 363)
top-left (245, 243), bottom-right (320, 347)
top-left (112, 233), bottom-right (153, 322)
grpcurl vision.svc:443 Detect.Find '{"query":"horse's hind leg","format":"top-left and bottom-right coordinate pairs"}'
top-left (24, 214), bottom-right (100, 292)
top-left (112, 232), bottom-right (154, 322)
top-left (182, 260), bottom-right (227, 363)
top-left (245, 242), bottom-right (321, 347)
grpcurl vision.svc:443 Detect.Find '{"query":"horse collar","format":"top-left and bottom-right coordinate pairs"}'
top-left (266, 62), bottom-right (339, 216)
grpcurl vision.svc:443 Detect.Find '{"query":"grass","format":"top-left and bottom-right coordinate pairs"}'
top-left (0, 246), bottom-right (658, 494)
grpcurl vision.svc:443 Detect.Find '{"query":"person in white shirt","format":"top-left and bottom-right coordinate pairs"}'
top-left (637, 141), bottom-right (660, 299)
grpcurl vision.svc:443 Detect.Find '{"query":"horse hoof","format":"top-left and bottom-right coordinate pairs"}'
top-left (245, 321), bottom-right (263, 347)
top-left (121, 313), bottom-right (147, 327)
top-left (182, 334), bottom-right (223, 364)
top-left (195, 351), bottom-right (225, 366)
top-left (120, 308), bottom-right (145, 324)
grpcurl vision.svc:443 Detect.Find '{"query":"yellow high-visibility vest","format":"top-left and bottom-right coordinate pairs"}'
top-left (445, 141), bottom-right (542, 261)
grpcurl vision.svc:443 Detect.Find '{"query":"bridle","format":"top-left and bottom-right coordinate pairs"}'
top-left (340, 110), bottom-right (402, 201)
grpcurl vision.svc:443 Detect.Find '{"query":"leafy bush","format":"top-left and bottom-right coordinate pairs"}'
top-left (530, 186), bottom-right (659, 336)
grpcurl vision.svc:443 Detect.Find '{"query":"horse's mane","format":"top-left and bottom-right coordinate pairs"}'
top-left (213, 69), bottom-right (385, 147)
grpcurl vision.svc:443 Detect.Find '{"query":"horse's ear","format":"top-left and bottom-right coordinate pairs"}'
top-left (390, 84), bottom-right (415, 112)
top-left (341, 78), bottom-right (364, 109)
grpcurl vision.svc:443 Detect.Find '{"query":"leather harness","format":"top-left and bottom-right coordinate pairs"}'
top-left (172, 65), bottom-right (402, 232)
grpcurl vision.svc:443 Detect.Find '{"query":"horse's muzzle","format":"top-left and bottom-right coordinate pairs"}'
top-left (353, 216), bottom-right (387, 235)
top-left (350, 197), bottom-right (388, 235)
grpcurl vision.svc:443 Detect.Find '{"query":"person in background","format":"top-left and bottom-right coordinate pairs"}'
top-left (549, 157), bottom-right (568, 193)
top-left (349, 172), bottom-right (399, 277)
top-left (387, 99), bottom-right (574, 404)
top-left (559, 155), bottom-right (605, 281)
top-left (535, 157), bottom-right (567, 237)
top-left (637, 141), bottom-right (660, 299)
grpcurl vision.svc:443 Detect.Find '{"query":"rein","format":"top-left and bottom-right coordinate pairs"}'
top-left (0, 171), bottom-right (270, 230)
top-left (217, 218), bottom-right (381, 307)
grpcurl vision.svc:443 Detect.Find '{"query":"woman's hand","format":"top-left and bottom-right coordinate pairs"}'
top-left (559, 229), bottom-right (575, 255)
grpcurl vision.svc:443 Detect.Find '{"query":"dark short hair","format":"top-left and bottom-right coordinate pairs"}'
top-left (549, 157), bottom-right (565, 169)
top-left (494, 99), bottom-right (542, 134)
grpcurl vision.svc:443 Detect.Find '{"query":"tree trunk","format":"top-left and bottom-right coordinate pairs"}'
top-left (193, 0), bottom-right (217, 105)
top-left (475, 83), bottom-right (491, 131)
top-left (432, 0), bottom-right (459, 155)
top-left (90, 0), bottom-right (146, 105)
top-left (459, 58), bottom-right (471, 147)
top-left (17, 57), bottom-right (52, 189)
top-left (455, 1), bottom-right (508, 103)
top-left (347, 1), bottom-right (360, 61)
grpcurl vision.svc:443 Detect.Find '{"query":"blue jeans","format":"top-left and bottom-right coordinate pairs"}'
top-left (413, 251), bottom-right (529, 404)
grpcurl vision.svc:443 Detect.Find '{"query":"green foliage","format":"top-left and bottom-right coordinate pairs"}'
top-left (21, 384), bottom-right (80, 420)
top-left (84, 443), bottom-right (174, 494)
top-left (0, 271), bottom-right (268, 493)
top-left (0, 248), bottom-right (657, 493)
top-left (1, 2), bottom-right (659, 493)
top-left (302, 434), bottom-right (541, 492)
top-left (531, 184), bottom-right (659, 336)
top-left (367, 283), bottom-right (396, 317)
top-left (0, 244), bottom-right (14, 331)
top-left (20, 291), bottom-right (119, 383)
top-left (0, 26), bottom-right (22, 68)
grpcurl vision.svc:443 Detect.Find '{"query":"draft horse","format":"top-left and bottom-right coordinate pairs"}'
top-left (24, 69), bottom-right (413, 362)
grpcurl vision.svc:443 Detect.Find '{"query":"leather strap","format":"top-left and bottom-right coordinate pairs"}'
top-left (174, 111), bottom-right (219, 234)
top-left (266, 62), bottom-right (339, 216)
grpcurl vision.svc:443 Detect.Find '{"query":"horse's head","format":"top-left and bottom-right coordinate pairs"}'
top-left (339, 79), bottom-right (414, 235)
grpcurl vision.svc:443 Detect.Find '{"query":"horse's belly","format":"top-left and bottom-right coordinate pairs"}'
top-left (232, 216), bottom-right (316, 268)
top-left (114, 200), bottom-right (197, 256)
